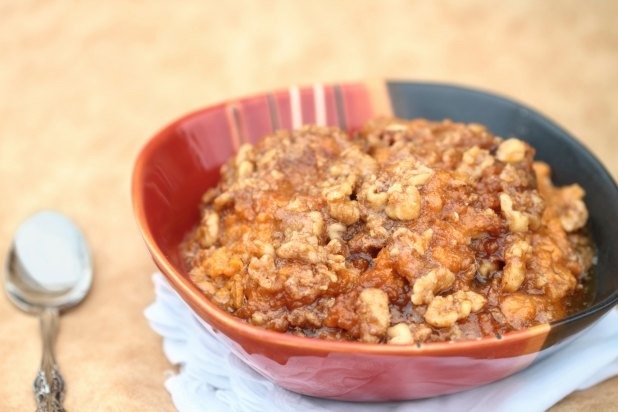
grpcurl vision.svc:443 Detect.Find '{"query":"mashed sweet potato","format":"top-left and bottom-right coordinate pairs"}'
top-left (183, 118), bottom-right (594, 343)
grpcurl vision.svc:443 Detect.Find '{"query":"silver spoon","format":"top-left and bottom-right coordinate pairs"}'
top-left (4, 211), bottom-right (93, 412)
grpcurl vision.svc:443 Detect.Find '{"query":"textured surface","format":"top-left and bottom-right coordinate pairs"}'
top-left (0, 1), bottom-right (616, 410)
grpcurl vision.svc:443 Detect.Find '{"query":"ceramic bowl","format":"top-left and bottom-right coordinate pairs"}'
top-left (132, 81), bottom-right (618, 401)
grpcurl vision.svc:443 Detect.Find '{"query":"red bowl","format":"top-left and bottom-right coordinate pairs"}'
top-left (132, 81), bottom-right (618, 400)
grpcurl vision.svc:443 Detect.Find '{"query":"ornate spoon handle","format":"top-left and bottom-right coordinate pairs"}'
top-left (33, 307), bottom-right (66, 412)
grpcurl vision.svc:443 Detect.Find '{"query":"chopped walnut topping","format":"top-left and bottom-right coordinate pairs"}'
top-left (237, 161), bottom-right (254, 179)
top-left (413, 229), bottom-right (434, 256)
top-left (411, 267), bottom-right (456, 305)
top-left (198, 211), bottom-right (219, 247)
top-left (410, 323), bottom-right (433, 342)
top-left (213, 192), bottom-right (233, 210)
top-left (283, 264), bottom-right (332, 302)
top-left (364, 182), bottom-right (388, 210)
top-left (234, 144), bottom-right (256, 180)
top-left (184, 119), bottom-right (594, 343)
top-left (405, 164), bottom-right (435, 186)
top-left (556, 185), bottom-right (588, 232)
top-left (496, 138), bottom-right (527, 163)
top-left (276, 238), bottom-right (319, 263)
top-left (500, 293), bottom-right (537, 329)
top-left (235, 143), bottom-right (254, 163)
top-left (424, 291), bottom-right (487, 328)
top-left (248, 254), bottom-right (278, 291)
top-left (385, 122), bottom-right (408, 132)
top-left (358, 288), bottom-right (390, 343)
top-left (500, 193), bottom-right (530, 232)
top-left (385, 183), bottom-right (421, 220)
top-left (501, 239), bottom-right (531, 292)
top-left (478, 259), bottom-right (497, 278)
top-left (457, 146), bottom-right (495, 179)
top-left (387, 323), bottom-right (413, 344)
top-left (327, 223), bottom-right (346, 240)
top-left (324, 178), bottom-right (355, 202)
top-left (328, 200), bottom-right (361, 225)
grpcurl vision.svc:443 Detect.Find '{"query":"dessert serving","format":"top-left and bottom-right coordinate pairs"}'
top-left (134, 81), bottom-right (618, 399)
top-left (182, 118), bottom-right (595, 344)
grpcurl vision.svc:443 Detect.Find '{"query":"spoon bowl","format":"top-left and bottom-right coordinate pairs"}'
top-left (6, 211), bottom-right (92, 313)
top-left (4, 210), bottom-right (93, 412)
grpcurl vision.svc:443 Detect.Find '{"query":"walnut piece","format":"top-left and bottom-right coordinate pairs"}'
top-left (500, 193), bottom-right (529, 232)
top-left (496, 138), bottom-right (527, 163)
top-left (248, 254), bottom-right (278, 291)
top-left (327, 222), bottom-right (346, 240)
top-left (275, 210), bottom-right (324, 263)
top-left (392, 227), bottom-right (433, 256)
top-left (387, 323), bottom-right (413, 344)
top-left (235, 144), bottom-right (255, 180)
top-left (198, 211), bottom-right (219, 247)
top-left (501, 240), bottom-right (530, 292)
top-left (283, 265), bottom-right (332, 301)
top-left (457, 146), bottom-right (495, 179)
top-left (405, 164), bottom-right (434, 186)
top-left (276, 237), bottom-right (319, 263)
top-left (385, 183), bottom-right (421, 220)
top-left (557, 184), bottom-right (588, 232)
top-left (364, 183), bottom-right (388, 210)
top-left (328, 200), bottom-right (361, 225)
top-left (357, 288), bottom-right (390, 343)
top-left (424, 290), bottom-right (487, 328)
top-left (411, 267), bottom-right (456, 305)
top-left (500, 293), bottom-right (537, 329)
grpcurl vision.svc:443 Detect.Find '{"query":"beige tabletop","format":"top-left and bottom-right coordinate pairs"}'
top-left (1, 1), bottom-right (617, 410)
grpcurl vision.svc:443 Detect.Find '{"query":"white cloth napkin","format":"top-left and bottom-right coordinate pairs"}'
top-left (145, 273), bottom-right (618, 412)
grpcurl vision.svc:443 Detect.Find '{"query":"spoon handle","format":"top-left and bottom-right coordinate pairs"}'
top-left (33, 307), bottom-right (66, 412)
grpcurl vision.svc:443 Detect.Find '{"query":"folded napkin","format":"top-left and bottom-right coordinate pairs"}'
top-left (145, 273), bottom-right (618, 412)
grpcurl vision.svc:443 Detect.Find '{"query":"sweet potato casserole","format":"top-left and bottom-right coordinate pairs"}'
top-left (183, 118), bottom-right (594, 343)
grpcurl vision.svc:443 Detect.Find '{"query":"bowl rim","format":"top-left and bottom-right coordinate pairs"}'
top-left (132, 80), bottom-right (618, 355)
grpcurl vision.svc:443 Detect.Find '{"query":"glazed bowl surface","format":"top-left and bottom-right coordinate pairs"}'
top-left (132, 81), bottom-right (618, 401)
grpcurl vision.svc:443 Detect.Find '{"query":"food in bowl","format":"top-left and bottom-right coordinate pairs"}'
top-left (182, 117), bottom-right (594, 344)
top-left (134, 81), bottom-right (618, 400)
